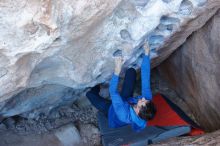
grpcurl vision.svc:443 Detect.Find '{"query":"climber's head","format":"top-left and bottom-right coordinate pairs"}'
top-left (134, 97), bottom-right (156, 121)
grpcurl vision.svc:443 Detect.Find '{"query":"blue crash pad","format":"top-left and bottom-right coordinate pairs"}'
top-left (97, 112), bottom-right (191, 146)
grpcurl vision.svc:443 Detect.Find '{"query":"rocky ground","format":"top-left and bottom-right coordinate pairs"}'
top-left (0, 69), bottom-right (218, 146)
top-left (152, 129), bottom-right (220, 146)
top-left (0, 105), bottom-right (97, 135)
top-left (0, 97), bottom-right (101, 145)
top-left (0, 105), bottom-right (101, 146)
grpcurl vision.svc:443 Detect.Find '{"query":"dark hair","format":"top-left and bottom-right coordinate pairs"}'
top-left (138, 101), bottom-right (156, 121)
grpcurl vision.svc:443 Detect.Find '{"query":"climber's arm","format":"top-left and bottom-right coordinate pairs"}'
top-left (109, 56), bottom-right (130, 122)
top-left (141, 42), bottom-right (152, 100)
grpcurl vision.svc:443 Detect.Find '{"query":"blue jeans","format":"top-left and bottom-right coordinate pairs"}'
top-left (86, 68), bottom-right (137, 116)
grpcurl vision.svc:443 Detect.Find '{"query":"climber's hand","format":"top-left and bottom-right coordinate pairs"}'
top-left (114, 56), bottom-right (123, 76)
top-left (143, 42), bottom-right (150, 56)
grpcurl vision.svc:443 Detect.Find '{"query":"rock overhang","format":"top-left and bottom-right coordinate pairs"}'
top-left (0, 0), bottom-right (220, 118)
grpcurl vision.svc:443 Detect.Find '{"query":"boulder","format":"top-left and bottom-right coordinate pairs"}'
top-left (0, 84), bottom-right (77, 119)
top-left (0, 123), bottom-right (83, 146)
top-left (54, 123), bottom-right (82, 146)
top-left (78, 124), bottom-right (101, 146)
top-left (0, 0), bottom-right (220, 118)
top-left (152, 130), bottom-right (220, 146)
top-left (157, 10), bottom-right (220, 131)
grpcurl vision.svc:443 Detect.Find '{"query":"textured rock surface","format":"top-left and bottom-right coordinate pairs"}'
top-left (152, 130), bottom-right (220, 146)
top-left (0, 85), bottom-right (77, 118)
top-left (54, 123), bottom-right (82, 146)
top-left (0, 123), bottom-right (83, 146)
top-left (1, 0), bottom-right (220, 118)
top-left (2, 105), bottom-right (98, 134)
top-left (78, 124), bottom-right (101, 146)
top-left (157, 10), bottom-right (220, 131)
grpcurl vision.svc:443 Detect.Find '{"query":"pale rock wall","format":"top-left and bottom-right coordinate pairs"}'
top-left (0, 0), bottom-right (220, 118)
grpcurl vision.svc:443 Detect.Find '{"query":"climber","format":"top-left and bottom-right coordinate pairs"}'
top-left (86, 42), bottom-right (156, 132)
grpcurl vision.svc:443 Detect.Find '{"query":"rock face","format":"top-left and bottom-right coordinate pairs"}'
top-left (157, 10), bottom-right (220, 131)
top-left (78, 124), bottom-right (101, 146)
top-left (0, 0), bottom-right (220, 118)
top-left (152, 129), bottom-right (220, 146)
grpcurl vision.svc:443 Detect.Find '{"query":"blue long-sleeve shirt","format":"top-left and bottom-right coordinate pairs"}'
top-left (108, 55), bottom-right (152, 132)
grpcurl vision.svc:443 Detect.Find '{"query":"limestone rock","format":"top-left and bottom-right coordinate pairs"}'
top-left (0, 0), bottom-right (220, 118)
top-left (0, 123), bottom-right (7, 130)
top-left (152, 130), bottom-right (220, 146)
top-left (75, 96), bottom-right (92, 109)
top-left (0, 123), bottom-right (83, 146)
top-left (54, 123), bottom-right (82, 146)
top-left (1, 84), bottom-right (77, 119)
top-left (157, 10), bottom-right (220, 131)
top-left (78, 124), bottom-right (101, 146)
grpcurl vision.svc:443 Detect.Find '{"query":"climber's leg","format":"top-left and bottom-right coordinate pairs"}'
top-left (86, 85), bottom-right (111, 116)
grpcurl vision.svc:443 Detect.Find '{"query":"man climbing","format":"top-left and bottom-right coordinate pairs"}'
top-left (86, 42), bottom-right (156, 132)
